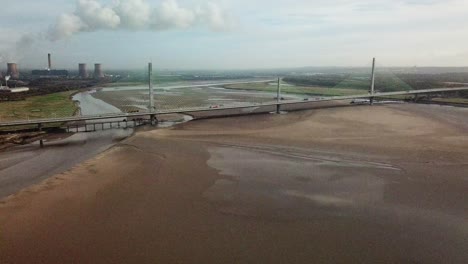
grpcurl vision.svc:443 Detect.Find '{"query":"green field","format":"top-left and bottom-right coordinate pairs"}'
top-left (0, 91), bottom-right (78, 122)
top-left (107, 75), bottom-right (191, 88)
top-left (284, 74), bottom-right (414, 92)
top-left (223, 82), bottom-right (366, 96)
top-left (101, 82), bottom-right (146, 87)
top-left (431, 97), bottom-right (468, 104)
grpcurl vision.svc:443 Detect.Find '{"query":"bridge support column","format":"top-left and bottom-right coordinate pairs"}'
top-left (150, 114), bottom-right (158, 126)
top-left (38, 123), bottom-right (44, 148)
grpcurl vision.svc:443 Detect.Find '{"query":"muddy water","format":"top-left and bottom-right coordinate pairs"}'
top-left (204, 144), bottom-right (468, 263)
top-left (0, 129), bottom-right (132, 199)
top-left (205, 145), bottom-right (400, 219)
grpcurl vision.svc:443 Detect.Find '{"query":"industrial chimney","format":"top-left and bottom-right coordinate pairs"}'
top-left (94, 64), bottom-right (104, 78)
top-left (7, 63), bottom-right (19, 79)
top-left (79, 63), bottom-right (89, 78)
top-left (48, 53), bottom-right (52, 70)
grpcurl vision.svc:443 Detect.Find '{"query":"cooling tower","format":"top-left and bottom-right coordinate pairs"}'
top-left (7, 63), bottom-right (19, 79)
top-left (79, 63), bottom-right (89, 78)
top-left (94, 63), bottom-right (104, 78)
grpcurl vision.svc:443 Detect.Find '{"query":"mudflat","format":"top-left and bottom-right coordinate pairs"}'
top-left (0, 104), bottom-right (467, 263)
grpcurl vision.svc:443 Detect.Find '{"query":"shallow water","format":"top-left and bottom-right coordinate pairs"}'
top-left (74, 81), bottom-right (304, 116)
top-left (73, 91), bottom-right (122, 116)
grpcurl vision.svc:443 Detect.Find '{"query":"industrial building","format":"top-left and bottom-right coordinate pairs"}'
top-left (31, 53), bottom-right (69, 78)
top-left (32, 70), bottom-right (69, 78)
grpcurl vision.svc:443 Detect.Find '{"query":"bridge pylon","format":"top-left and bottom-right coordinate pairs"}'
top-left (369, 57), bottom-right (376, 105)
top-left (148, 62), bottom-right (158, 126)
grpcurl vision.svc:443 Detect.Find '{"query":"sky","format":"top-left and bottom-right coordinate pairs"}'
top-left (1, 0), bottom-right (468, 70)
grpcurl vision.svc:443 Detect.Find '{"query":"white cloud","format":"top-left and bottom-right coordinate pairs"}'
top-left (49, 14), bottom-right (87, 41)
top-left (48, 0), bottom-right (233, 40)
top-left (152, 0), bottom-right (197, 29)
top-left (75, 0), bottom-right (121, 29)
top-left (115, 0), bottom-right (151, 29)
top-left (199, 2), bottom-right (234, 31)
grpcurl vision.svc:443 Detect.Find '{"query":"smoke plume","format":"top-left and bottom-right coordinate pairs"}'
top-left (48, 0), bottom-right (233, 40)
top-left (0, 33), bottom-right (39, 64)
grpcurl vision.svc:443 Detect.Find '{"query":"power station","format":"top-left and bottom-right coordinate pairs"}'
top-left (0, 53), bottom-right (110, 98)
top-left (3, 53), bottom-right (107, 79)
top-left (31, 53), bottom-right (69, 78)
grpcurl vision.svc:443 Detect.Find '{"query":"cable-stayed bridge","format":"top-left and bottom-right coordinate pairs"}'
top-left (0, 84), bottom-right (466, 128)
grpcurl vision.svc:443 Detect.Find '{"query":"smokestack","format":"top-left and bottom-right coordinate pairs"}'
top-left (94, 63), bottom-right (104, 79)
top-left (48, 53), bottom-right (52, 70)
top-left (79, 63), bottom-right (89, 78)
top-left (7, 63), bottom-right (19, 79)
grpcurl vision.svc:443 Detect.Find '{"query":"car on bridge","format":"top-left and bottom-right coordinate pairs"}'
top-left (351, 99), bottom-right (371, 105)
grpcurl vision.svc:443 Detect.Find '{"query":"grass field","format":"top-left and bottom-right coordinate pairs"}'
top-left (106, 76), bottom-right (194, 88)
top-left (0, 91), bottom-right (78, 122)
top-left (223, 82), bottom-right (366, 96)
top-left (431, 97), bottom-right (468, 104)
top-left (101, 82), bottom-right (146, 88)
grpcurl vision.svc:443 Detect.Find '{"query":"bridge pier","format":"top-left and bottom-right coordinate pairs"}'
top-left (38, 123), bottom-right (44, 148)
top-left (276, 104), bottom-right (281, 114)
top-left (150, 114), bottom-right (158, 126)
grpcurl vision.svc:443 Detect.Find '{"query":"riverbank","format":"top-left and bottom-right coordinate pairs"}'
top-left (0, 104), bottom-right (467, 263)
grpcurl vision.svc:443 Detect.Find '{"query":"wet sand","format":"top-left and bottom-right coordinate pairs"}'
top-left (0, 104), bottom-right (467, 263)
top-left (0, 129), bottom-right (133, 199)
